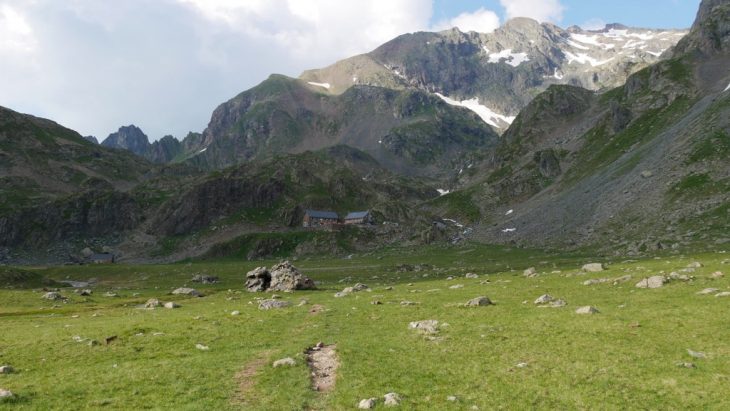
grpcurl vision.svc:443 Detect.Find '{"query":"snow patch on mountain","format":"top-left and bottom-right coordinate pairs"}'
top-left (486, 48), bottom-right (530, 67)
top-left (570, 33), bottom-right (615, 50)
top-left (435, 93), bottom-right (516, 129)
top-left (307, 81), bottom-right (330, 89)
top-left (724, 82), bottom-right (730, 92)
top-left (565, 39), bottom-right (590, 50)
top-left (437, 189), bottom-right (450, 196)
top-left (564, 51), bottom-right (614, 67)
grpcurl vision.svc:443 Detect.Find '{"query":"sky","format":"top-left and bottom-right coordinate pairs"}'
top-left (0, 0), bottom-right (701, 141)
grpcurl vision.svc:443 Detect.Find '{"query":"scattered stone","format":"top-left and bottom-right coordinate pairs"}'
top-left (640, 170), bottom-right (653, 178)
top-left (549, 299), bottom-right (567, 308)
top-left (88, 340), bottom-right (100, 346)
top-left (79, 289), bottom-right (92, 296)
top-left (0, 389), bottom-right (14, 399)
top-left (400, 301), bottom-right (418, 306)
top-left (171, 288), bottom-right (202, 297)
top-left (523, 267), bottom-right (537, 277)
top-left (687, 349), bottom-right (706, 359)
top-left (42, 292), bottom-right (64, 301)
top-left (668, 272), bottom-right (691, 281)
top-left (191, 274), bottom-right (218, 284)
top-left (465, 296), bottom-right (493, 307)
top-left (676, 362), bottom-right (696, 368)
top-left (583, 278), bottom-right (609, 286)
top-left (0, 366), bottom-right (13, 374)
top-left (534, 294), bottom-right (554, 305)
top-left (582, 263), bottom-right (605, 272)
top-left (447, 395), bottom-right (458, 402)
top-left (163, 302), bottom-right (180, 309)
top-left (613, 275), bottom-right (633, 284)
top-left (272, 357), bottom-right (296, 367)
top-left (342, 283), bottom-right (369, 293)
top-left (384, 286), bottom-right (394, 291)
top-left (333, 292), bottom-right (348, 298)
top-left (231, 310), bottom-right (240, 316)
top-left (715, 292), bottom-right (730, 298)
top-left (409, 320), bottom-right (439, 334)
top-left (105, 335), bottom-right (117, 345)
top-left (371, 300), bottom-right (382, 305)
top-left (575, 306), bottom-right (600, 314)
top-left (297, 299), bottom-right (309, 306)
top-left (687, 262), bottom-right (703, 268)
top-left (449, 284), bottom-right (464, 289)
top-left (446, 276), bottom-right (454, 280)
top-left (711, 271), bottom-right (724, 278)
top-left (144, 298), bottom-right (161, 309)
top-left (465, 273), bottom-right (479, 279)
top-left (697, 288), bottom-right (719, 295)
top-left (258, 299), bottom-right (291, 310)
top-left (515, 362), bottom-right (529, 368)
top-left (635, 276), bottom-right (665, 289)
top-left (383, 392), bottom-right (401, 406)
top-left (358, 398), bottom-right (377, 409)
top-left (195, 343), bottom-right (210, 351)
top-left (103, 292), bottom-right (119, 297)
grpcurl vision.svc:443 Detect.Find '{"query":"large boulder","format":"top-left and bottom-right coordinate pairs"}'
top-left (269, 261), bottom-right (316, 291)
top-left (635, 276), bottom-right (666, 289)
top-left (244, 267), bottom-right (271, 292)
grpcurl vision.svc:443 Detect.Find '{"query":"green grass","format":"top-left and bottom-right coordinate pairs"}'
top-left (1, 245), bottom-right (729, 409)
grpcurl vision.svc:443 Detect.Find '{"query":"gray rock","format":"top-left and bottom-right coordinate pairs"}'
top-left (711, 271), bottom-right (724, 278)
top-left (549, 299), bottom-right (567, 308)
top-left (144, 298), bottom-right (161, 308)
top-left (635, 276), bottom-right (665, 289)
top-left (334, 292), bottom-right (348, 298)
top-left (687, 262), bottom-right (703, 268)
top-left (384, 392), bottom-right (401, 406)
top-left (534, 294), bottom-right (554, 305)
top-left (195, 343), bottom-right (209, 351)
top-left (465, 296), bottom-right (493, 307)
top-left (0, 366), bottom-right (13, 374)
top-left (258, 299), bottom-right (291, 310)
top-left (269, 261), bottom-right (316, 291)
top-left (191, 274), bottom-right (219, 284)
top-left (81, 247), bottom-right (94, 258)
top-left (715, 291), bottom-right (730, 298)
top-left (583, 278), bottom-right (608, 286)
top-left (104, 292), bottom-right (119, 297)
top-left (342, 283), bottom-right (369, 293)
top-left (523, 267), bottom-right (537, 277)
top-left (79, 289), bottom-right (92, 296)
top-left (0, 388), bottom-right (14, 399)
top-left (273, 357), bottom-right (296, 367)
top-left (244, 266), bottom-right (271, 292)
top-left (465, 273), bottom-right (479, 279)
top-left (449, 284), bottom-right (464, 289)
top-left (696, 288), bottom-right (719, 295)
top-left (582, 263), bottom-right (605, 272)
top-left (687, 349), bottom-right (706, 359)
top-left (640, 170), bottom-right (653, 178)
top-left (447, 395), bottom-right (458, 402)
top-left (231, 310), bottom-right (240, 316)
top-left (42, 292), bottom-right (64, 301)
top-left (408, 320), bottom-right (439, 334)
top-left (163, 302), bottom-right (180, 309)
top-left (400, 301), bottom-right (418, 306)
top-left (358, 398), bottom-right (377, 409)
top-left (669, 272), bottom-right (691, 281)
top-left (171, 288), bottom-right (202, 297)
top-left (575, 306), bottom-right (599, 314)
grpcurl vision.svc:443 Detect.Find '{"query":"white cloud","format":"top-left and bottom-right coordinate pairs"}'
top-left (0, 4), bottom-right (37, 54)
top-left (499, 0), bottom-right (564, 23)
top-left (433, 7), bottom-right (500, 33)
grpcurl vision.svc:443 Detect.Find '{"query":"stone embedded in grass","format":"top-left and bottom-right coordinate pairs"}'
top-left (715, 292), bottom-right (730, 298)
top-left (195, 344), bottom-right (209, 351)
top-left (383, 392), bottom-right (401, 406)
top-left (258, 300), bottom-right (291, 310)
top-left (333, 292), bottom-right (348, 298)
top-left (231, 310), bottom-right (240, 316)
top-left (400, 301), bottom-right (418, 306)
top-left (104, 292), bottom-right (119, 297)
top-left (687, 262), bottom-right (703, 268)
top-left (342, 283), bottom-right (369, 293)
top-left (0, 388), bottom-right (14, 399)
top-left (465, 273), bottom-right (479, 279)
top-left (297, 299), bottom-right (309, 306)
top-left (191, 274), bottom-right (218, 284)
top-left (42, 292), bottom-right (65, 301)
top-left (0, 366), bottom-right (13, 374)
top-left (164, 302), bottom-right (180, 309)
top-left (449, 284), bottom-right (464, 289)
top-left (272, 357), bottom-right (296, 367)
top-left (668, 272), bottom-right (691, 281)
top-left (549, 299), bottom-right (567, 308)
top-left (575, 306), bottom-right (600, 314)
top-left (465, 296), bottom-right (493, 307)
top-left (687, 349), bottom-right (706, 359)
top-left (78, 289), bottom-right (92, 296)
top-left (635, 276), bottom-right (665, 289)
top-left (697, 288), bottom-right (719, 295)
top-left (710, 271), bottom-right (724, 278)
top-left (534, 294), bottom-right (554, 305)
top-left (447, 395), bottom-right (458, 402)
top-left (144, 298), bottom-right (161, 308)
top-left (676, 362), bottom-right (695, 368)
top-left (358, 398), bottom-right (377, 409)
top-left (269, 261), bottom-right (316, 292)
top-left (523, 267), bottom-right (537, 277)
top-left (171, 288), bottom-right (202, 297)
top-left (582, 263), bottom-right (605, 272)
top-left (409, 320), bottom-right (439, 334)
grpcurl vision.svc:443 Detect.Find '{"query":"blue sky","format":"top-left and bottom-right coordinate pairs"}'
top-left (433, 0), bottom-right (700, 30)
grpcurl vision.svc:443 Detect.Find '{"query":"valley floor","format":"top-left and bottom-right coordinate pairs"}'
top-left (1, 244), bottom-right (729, 410)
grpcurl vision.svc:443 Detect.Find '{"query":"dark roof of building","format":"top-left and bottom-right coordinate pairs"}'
top-left (305, 210), bottom-right (339, 219)
top-left (90, 253), bottom-right (114, 260)
top-left (345, 211), bottom-right (370, 219)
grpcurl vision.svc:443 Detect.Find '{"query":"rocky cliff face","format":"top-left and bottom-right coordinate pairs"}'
top-left (101, 125), bottom-right (151, 156)
top-left (189, 75), bottom-right (499, 179)
top-left (301, 19), bottom-right (687, 133)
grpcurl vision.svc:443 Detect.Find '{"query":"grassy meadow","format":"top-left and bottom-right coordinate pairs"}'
top-left (0, 244), bottom-right (729, 410)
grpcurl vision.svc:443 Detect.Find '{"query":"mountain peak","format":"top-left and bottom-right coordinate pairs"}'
top-left (101, 124), bottom-right (150, 156)
top-left (674, 0), bottom-right (730, 55)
